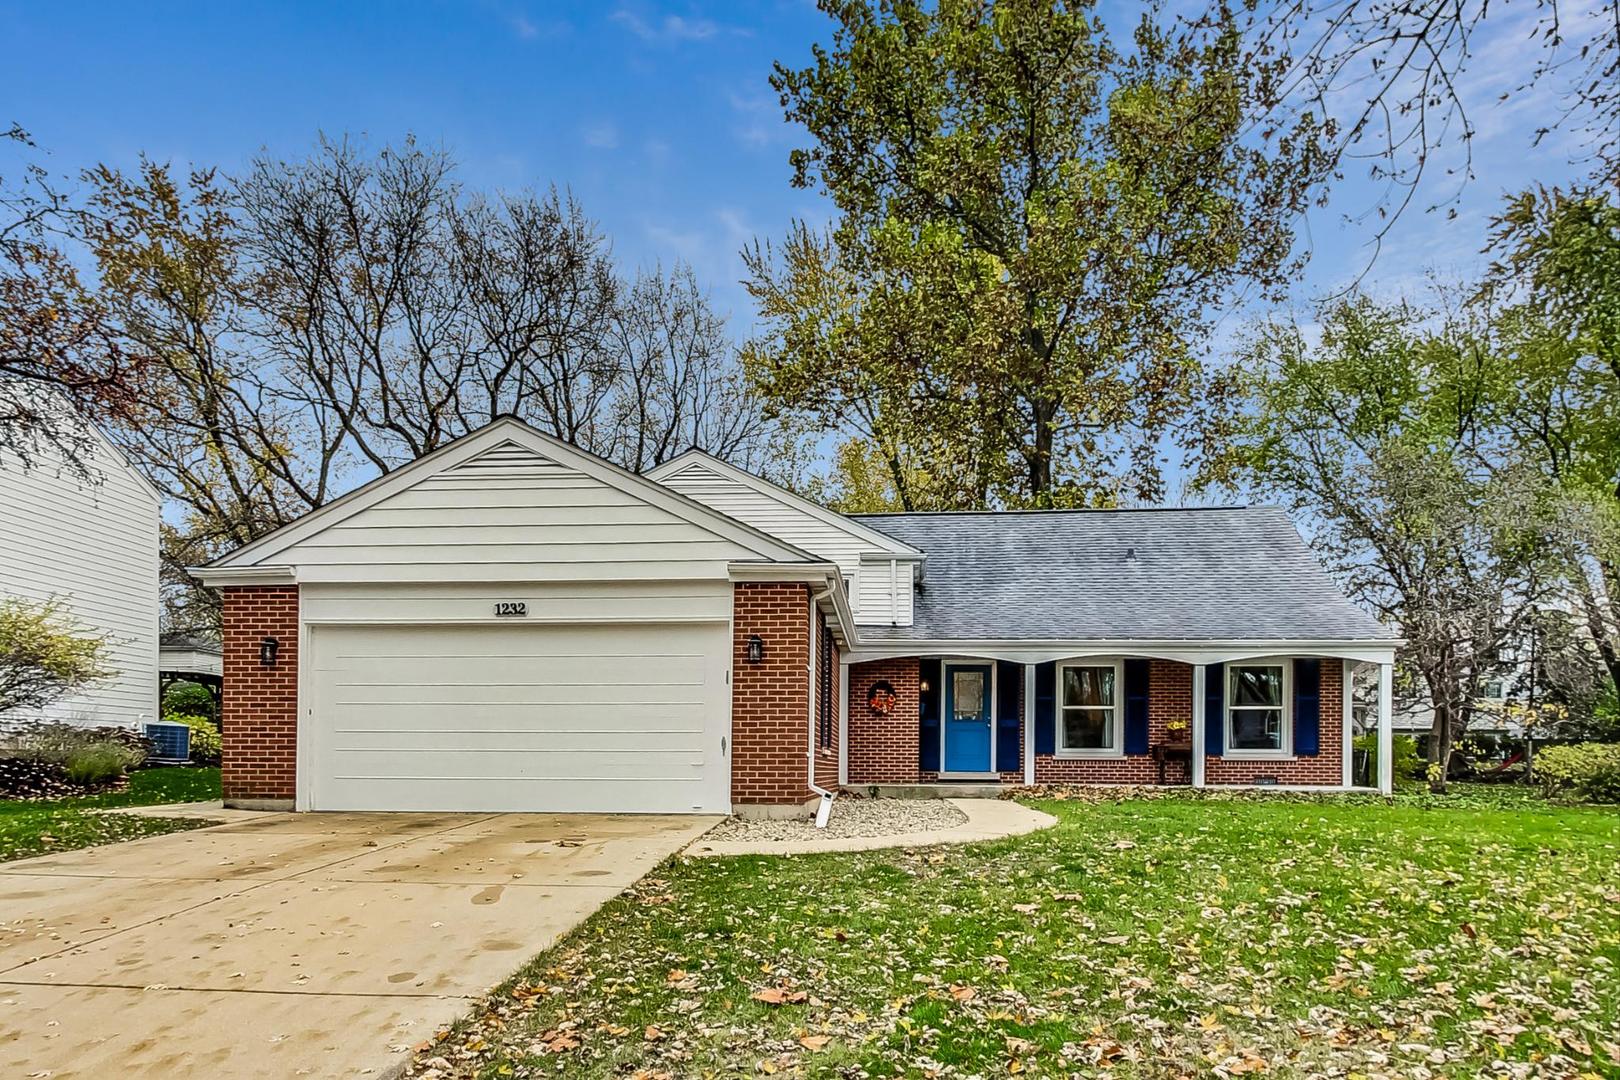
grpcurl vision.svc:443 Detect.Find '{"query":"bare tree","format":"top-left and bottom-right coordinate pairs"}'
top-left (0, 125), bottom-right (135, 477)
top-left (1244, 0), bottom-right (1620, 252)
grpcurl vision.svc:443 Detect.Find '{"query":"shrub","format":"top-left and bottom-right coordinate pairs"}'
top-left (1534, 742), bottom-right (1620, 803)
top-left (1353, 732), bottom-right (1422, 786)
top-left (162, 681), bottom-right (217, 723)
top-left (0, 597), bottom-right (115, 713)
top-left (61, 742), bottom-right (144, 788)
top-left (4, 721), bottom-right (150, 767)
top-left (169, 714), bottom-right (221, 765)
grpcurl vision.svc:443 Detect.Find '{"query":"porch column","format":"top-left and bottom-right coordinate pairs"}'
top-left (1341, 660), bottom-right (1355, 788)
top-left (837, 659), bottom-right (850, 786)
top-left (1190, 664), bottom-right (1207, 789)
top-left (1022, 662), bottom-right (1036, 785)
top-left (1377, 660), bottom-right (1394, 795)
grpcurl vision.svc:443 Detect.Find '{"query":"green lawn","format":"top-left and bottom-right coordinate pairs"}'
top-left (408, 788), bottom-right (1620, 1079)
top-left (0, 766), bottom-right (221, 863)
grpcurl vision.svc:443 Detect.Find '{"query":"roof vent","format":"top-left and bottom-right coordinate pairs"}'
top-left (1124, 546), bottom-right (1139, 565)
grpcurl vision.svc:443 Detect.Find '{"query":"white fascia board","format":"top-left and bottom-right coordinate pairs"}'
top-left (189, 564), bottom-right (297, 587)
top-left (649, 449), bottom-right (923, 557)
top-left (208, 418), bottom-right (821, 571)
top-left (842, 639), bottom-right (1401, 666)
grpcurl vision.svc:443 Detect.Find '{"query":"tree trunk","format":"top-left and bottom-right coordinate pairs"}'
top-left (1027, 397), bottom-right (1055, 502)
top-left (1427, 700), bottom-right (1453, 794)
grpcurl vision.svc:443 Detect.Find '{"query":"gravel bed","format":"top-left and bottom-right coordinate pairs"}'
top-left (704, 797), bottom-right (969, 842)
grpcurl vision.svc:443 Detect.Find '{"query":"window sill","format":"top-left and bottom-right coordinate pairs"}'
top-left (1054, 749), bottom-right (1125, 760)
top-left (1222, 749), bottom-right (1294, 761)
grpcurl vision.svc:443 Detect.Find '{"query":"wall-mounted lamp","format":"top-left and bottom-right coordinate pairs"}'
top-left (746, 634), bottom-right (765, 664)
top-left (918, 678), bottom-right (931, 693)
top-left (260, 636), bottom-right (280, 668)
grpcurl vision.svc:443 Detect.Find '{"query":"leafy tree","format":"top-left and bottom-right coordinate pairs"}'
top-left (0, 596), bottom-right (114, 714)
top-left (1211, 297), bottom-right (1544, 791)
top-left (0, 125), bottom-right (140, 477)
top-left (1477, 187), bottom-right (1620, 700)
top-left (746, 0), bottom-right (1330, 510)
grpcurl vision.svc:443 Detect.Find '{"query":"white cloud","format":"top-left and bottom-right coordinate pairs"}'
top-left (583, 123), bottom-right (621, 150)
top-left (611, 7), bottom-right (746, 44)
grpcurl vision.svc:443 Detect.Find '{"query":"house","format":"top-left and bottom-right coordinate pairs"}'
top-left (193, 417), bottom-right (1400, 814)
top-left (0, 416), bottom-right (162, 729)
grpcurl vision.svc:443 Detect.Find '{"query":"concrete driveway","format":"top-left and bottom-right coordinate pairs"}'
top-left (0, 811), bottom-right (717, 1078)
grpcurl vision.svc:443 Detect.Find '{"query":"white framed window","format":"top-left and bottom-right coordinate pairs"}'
top-left (1057, 660), bottom-right (1123, 757)
top-left (1226, 659), bottom-right (1291, 757)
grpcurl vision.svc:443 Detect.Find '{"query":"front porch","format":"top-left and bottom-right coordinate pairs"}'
top-left (840, 646), bottom-right (1397, 794)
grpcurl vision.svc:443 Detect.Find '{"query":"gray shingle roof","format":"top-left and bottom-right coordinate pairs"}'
top-left (852, 506), bottom-right (1392, 642)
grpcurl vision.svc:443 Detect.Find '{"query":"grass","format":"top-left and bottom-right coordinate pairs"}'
top-left (0, 765), bottom-right (221, 863)
top-left (408, 787), bottom-right (1620, 1079)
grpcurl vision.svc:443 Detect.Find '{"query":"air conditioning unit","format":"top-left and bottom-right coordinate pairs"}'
top-left (145, 720), bottom-right (192, 764)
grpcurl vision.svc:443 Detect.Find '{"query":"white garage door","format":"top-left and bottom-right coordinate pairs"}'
top-left (308, 622), bottom-right (731, 813)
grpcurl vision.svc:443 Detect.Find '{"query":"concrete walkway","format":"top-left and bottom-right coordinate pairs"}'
top-left (687, 798), bottom-right (1055, 857)
top-left (0, 811), bottom-right (717, 1078)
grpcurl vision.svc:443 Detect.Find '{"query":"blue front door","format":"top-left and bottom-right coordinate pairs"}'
top-left (943, 664), bottom-right (993, 772)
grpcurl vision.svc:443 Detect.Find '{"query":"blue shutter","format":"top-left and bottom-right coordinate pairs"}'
top-left (1123, 658), bottom-right (1150, 756)
top-left (1205, 662), bottom-right (1225, 757)
top-left (1294, 658), bottom-right (1321, 757)
top-left (918, 658), bottom-right (942, 772)
top-left (1034, 661), bottom-right (1056, 755)
top-left (996, 660), bottom-right (1021, 772)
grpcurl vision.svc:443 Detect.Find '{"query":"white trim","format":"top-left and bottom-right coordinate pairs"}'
top-left (647, 449), bottom-right (924, 557)
top-left (1053, 658), bottom-right (1125, 758)
top-left (1341, 659), bottom-right (1355, 788)
top-left (296, 594), bottom-right (312, 812)
top-left (1191, 665), bottom-right (1207, 788)
top-left (845, 639), bottom-right (1401, 667)
top-left (1223, 657), bottom-right (1293, 758)
top-left (207, 419), bottom-right (821, 571)
top-left (192, 564), bottom-right (297, 586)
top-left (1377, 661), bottom-right (1395, 794)
top-left (1022, 663), bottom-right (1036, 785)
top-left (940, 660), bottom-right (996, 773)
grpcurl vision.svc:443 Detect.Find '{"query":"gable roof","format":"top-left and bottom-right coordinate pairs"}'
top-left (852, 506), bottom-right (1393, 642)
top-left (647, 450), bottom-right (922, 558)
top-left (206, 418), bottom-right (822, 570)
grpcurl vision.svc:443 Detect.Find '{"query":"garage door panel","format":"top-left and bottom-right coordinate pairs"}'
top-left (309, 622), bottom-right (730, 813)
top-left (328, 727), bottom-right (709, 753)
top-left (325, 682), bottom-right (711, 707)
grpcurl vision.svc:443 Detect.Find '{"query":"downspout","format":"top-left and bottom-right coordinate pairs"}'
top-left (808, 586), bottom-right (837, 826)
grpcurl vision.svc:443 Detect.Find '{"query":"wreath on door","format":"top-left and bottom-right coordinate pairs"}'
top-left (867, 680), bottom-right (897, 717)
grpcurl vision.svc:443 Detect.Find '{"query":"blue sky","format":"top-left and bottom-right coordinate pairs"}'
top-left (3, 0), bottom-right (1593, 488)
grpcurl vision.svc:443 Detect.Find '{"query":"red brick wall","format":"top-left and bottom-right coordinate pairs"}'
top-left (1206, 660), bottom-right (1344, 786)
top-left (814, 607), bottom-right (840, 790)
top-left (847, 658), bottom-right (920, 784)
top-left (1014, 658), bottom-right (1346, 788)
top-left (1034, 659), bottom-right (1191, 784)
top-left (220, 585), bottom-right (299, 803)
top-left (731, 582), bottom-right (813, 805)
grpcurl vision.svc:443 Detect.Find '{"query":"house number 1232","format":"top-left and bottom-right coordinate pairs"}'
top-left (494, 602), bottom-right (527, 617)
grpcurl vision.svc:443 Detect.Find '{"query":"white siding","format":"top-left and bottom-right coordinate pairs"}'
top-left (300, 580), bottom-right (733, 625)
top-left (0, 433), bottom-right (160, 729)
top-left (656, 459), bottom-right (915, 625)
top-left (273, 442), bottom-right (759, 583)
top-left (856, 557), bottom-right (916, 626)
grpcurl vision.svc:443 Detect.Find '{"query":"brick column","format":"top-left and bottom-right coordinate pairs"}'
top-left (731, 582), bottom-right (813, 812)
top-left (221, 585), bottom-right (299, 807)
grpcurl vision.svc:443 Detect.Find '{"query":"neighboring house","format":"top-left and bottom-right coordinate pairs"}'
top-left (159, 633), bottom-right (224, 711)
top-left (0, 418), bottom-right (161, 729)
top-left (194, 418), bottom-right (1400, 815)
